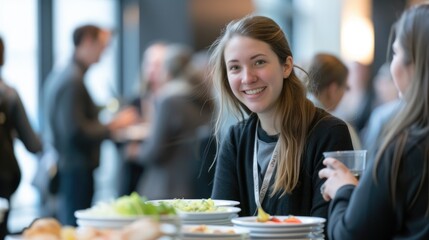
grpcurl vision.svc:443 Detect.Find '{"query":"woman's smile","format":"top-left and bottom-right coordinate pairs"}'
top-left (243, 87), bottom-right (266, 95)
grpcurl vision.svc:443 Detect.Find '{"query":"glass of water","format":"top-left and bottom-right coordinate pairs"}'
top-left (323, 150), bottom-right (367, 180)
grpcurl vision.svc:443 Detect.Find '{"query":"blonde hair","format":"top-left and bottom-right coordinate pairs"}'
top-left (209, 15), bottom-right (316, 195)
top-left (374, 3), bottom-right (429, 211)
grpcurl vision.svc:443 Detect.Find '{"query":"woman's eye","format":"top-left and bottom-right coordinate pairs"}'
top-left (228, 65), bottom-right (240, 71)
top-left (255, 59), bottom-right (266, 65)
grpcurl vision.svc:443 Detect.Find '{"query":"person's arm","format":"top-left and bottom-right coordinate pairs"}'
top-left (211, 126), bottom-right (241, 201)
top-left (306, 118), bottom-right (354, 218)
top-left (10, 90), bottom-right (42, 153)
top-left (326, 155), bottom-right (396, 239)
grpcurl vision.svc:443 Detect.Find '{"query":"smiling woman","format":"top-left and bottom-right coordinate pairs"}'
top-left (208, 15), bottom-right (354, 230)
top-left (224, 35), bottom-right (293, 123)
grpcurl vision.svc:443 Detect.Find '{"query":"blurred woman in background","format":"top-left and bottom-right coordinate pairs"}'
top-left (319, 3), bottom-right (429, 239)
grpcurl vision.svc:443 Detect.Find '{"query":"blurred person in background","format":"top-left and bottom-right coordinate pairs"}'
top-left (333, 61), bottom-right (375, 135)
top-left (44, 24), bottom-right (138, 225)
top-left (116, 41), bottom-right (168, 196)
top-left (362, 63), bottom-right (402, 161)
top-left (373, 63), bottom-right (400, 106)
top-left (209, 15), bottom-right (353, 221)
top-left (129, 43), bottom-right (214, 199)
top-left (319, 4), bottom-right (429, 239)
top-left (307, 53), bottom-right (362, 150)
top-left (0, 35), bottom-right (43, 238)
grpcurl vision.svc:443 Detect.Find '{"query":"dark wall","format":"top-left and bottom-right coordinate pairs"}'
top-left (119, 0), bottom-right (193, 99)
top-left (372, 0), bottom-right (406, 75)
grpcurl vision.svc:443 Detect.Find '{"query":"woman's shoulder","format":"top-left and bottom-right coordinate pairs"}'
top-left (392, 130), bottom-right (428, 160)
top-left (231, 113), bottom-right (257, 132)
top-left (310, 108), bottom-right (348, 131)
top-left (222, 114), bottom-right (258, 142)
top-left (0, 81), bottom-right (19, 103)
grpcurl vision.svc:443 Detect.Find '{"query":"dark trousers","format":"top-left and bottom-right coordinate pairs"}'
top-left (57, 168), bottom-right (94, 226)
top-left (0, 210), bottom-right (9, 240)
top-left (0, 176), bottom-right (20, 239)
top-left (117, 161), bottom-right (144, 196)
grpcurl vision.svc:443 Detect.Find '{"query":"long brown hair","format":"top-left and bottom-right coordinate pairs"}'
top-left (374, 3), bottom-right (429, 211)
top-left (209, 15), bottom-right (316, 195)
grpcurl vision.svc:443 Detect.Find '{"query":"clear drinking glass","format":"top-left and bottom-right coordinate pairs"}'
top-left (323, 150), bottom-right (367, 180)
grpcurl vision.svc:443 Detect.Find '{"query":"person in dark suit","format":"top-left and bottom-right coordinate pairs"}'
top-left (44, 25), bottom-right (137, 226)
top-left (0, 35), bottom-right (43, 238)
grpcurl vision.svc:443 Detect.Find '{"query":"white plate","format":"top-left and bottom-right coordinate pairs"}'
top-left (75, 209), bottom-right (177, 221)
top-left (75, 210), bottom-right (180, 229)
top-left (5, 235), bottom-right (21, 240)
top-left (148, 199), bottom-right (240, 207)
top-left (232, 216), bottom-right (325, 229)
top-left (115, 123), bottom-right (149, 142)
top-left (240, 225), bottom-right (323, 233)
top-left (181, 225), bottom-right (249, 238)
top-left (250, 230), bottom-right (323, 238)
top-left (182, 215), bottom-right (237, 225)
top-left (251, 237), bottom-right (323, 240)
top-left (178, 207), bottom-right (241, 220)
top-left (183, 221), bottom-right (233, 226)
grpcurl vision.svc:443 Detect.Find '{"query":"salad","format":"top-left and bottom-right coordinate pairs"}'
top-left (164, 199), bottom-right (223, 212)
top-left (83, 192), bottom-right (176, 217)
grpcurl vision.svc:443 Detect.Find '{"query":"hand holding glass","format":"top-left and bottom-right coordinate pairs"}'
top-left (322, 150), bottom-right (367, 180)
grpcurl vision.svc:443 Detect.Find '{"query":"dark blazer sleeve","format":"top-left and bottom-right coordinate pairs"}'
top-left (9, 88), bottom-right (42, 153)
top-left (304, 115), bottom-right (354, 219)
top-left (327, 137), bottom-right (429, 239)
top-left (211, 125), bottom-right (241, 201)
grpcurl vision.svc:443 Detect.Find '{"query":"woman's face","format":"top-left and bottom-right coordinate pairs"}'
top-left (224, 36), bottom-right (292, 117)
top-left (390, 39), bottom-right (414, 96)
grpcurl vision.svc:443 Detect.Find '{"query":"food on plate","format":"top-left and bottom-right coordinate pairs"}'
top-left (283, 215), bottom-right (302, 223)
top-left (256, 208), bottom-right (303, 224)
top-left (61, 226), bottom-right (77, 240)
top-left (121, 218), bottom-right (163, 240)
top-left (256, 207), bottom-right (270, 222)
top-left (188, 225), bottom-right (236, 234)
top-left (83, 192), bottom-right (176, 217)
top-left (164, 198), bottom-right (223, 212)
top-left (23, 217), bottom-right (165, 240)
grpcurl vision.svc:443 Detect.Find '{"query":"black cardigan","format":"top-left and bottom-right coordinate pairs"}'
top-left (212, 109), bottom-right (353, 219)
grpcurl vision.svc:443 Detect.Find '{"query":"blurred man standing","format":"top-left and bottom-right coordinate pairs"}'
top-left (44, 24), bottom-right (137, 225)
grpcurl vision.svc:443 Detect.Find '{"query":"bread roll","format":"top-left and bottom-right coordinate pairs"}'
top-left (23, 218), bottom-right (62, 240)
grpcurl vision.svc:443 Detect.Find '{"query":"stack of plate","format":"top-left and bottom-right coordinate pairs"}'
top-left (232, 216), bottom-right (326, 239)
top-left (149, 199), bottom-right (241, 226)
top-left (181, 224), bottom-right (250, 240)
top-left (75, 210), bottom-right (180, 229)
top-left (75, 210), bottom-right (181, 239)
top-left (148, 199), bottom-right (240, 208)
top-left (178, 207), bottom-right (241, 226)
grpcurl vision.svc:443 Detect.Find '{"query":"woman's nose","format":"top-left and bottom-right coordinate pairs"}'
top-left (242, 68), bottom-right (257, 84)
